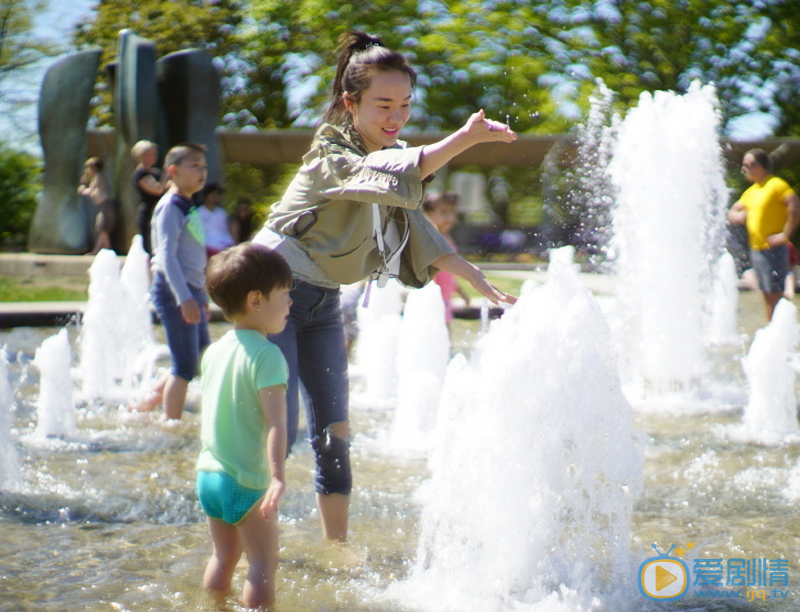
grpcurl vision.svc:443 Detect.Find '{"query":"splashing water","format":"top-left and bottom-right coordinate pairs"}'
top-left (549, 244), bottom-right (578, 271)
top-left (390, 283), bottom-right (450, 452)
top-left (33, 329), bottom-right (76, 439)
top-left (118, 236), bottom-right (162, 396)
top-left (608, 83), bottom-right (729, 393)
top-left (738, 299), bottom-right (799, 442)
top-left (352, 280), bottom-right (404, 408)
top-left (707, 251), bottom-right (740, 345)
top-left (78, 249), bottom-right (127, 400)
top-left (571, 80), bottom-right (619, 263)
top-left (78, 242), bottom-right (162, 404)
top-left (387, 262), bottom-right (643, 611)
top-left (0, 346), bottom-right (22, 488)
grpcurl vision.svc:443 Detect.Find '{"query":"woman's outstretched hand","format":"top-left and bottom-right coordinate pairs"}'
top-left (432, 253), bottom-right (518, 306)
top-left (462, 109), bottom-right (517, 145)
top-left (470, 272), bottom-right (518, 306)
top-left (420, 109), bottom-right (519, 179)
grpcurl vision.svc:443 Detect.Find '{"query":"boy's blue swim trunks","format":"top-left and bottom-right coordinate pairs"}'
top-left (197, 471), bottom-right (265, 525)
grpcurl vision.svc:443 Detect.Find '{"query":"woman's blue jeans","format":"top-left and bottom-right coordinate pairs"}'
top-left (269, 280), bottom-right (352, 495)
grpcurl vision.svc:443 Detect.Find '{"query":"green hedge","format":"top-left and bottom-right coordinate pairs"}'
top-left (0, 144), bottom-right (41, 251)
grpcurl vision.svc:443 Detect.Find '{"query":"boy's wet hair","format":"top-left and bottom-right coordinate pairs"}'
top-left (165, 142), bottom-right (207, 168)
top-left (206, 243), bottom-right (293, 320)
top-left (422, 192), bottom-right (459, 213)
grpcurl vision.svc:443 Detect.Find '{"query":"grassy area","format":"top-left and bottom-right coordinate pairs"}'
top-left (0, 276), bottom-right (89, 302)
top-left (0, 271), bottom-right (527, 303)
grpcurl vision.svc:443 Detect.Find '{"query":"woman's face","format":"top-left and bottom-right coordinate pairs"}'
top-left (346, 70), bottom-right (412, 153)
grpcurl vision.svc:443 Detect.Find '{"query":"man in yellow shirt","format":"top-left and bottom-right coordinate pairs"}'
top-left (728, 149), bottom-right (800, 320)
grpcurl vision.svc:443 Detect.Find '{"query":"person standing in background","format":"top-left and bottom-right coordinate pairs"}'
top-left (132, 140), bottom-right (167, 255)
top-left (423, 192), bottom-right (471, 323)
top-left (131, 143), bottom-right (210, 420)
top-left (230, 196), bottom-right (256, 244)
top-left (198, 183), bottom-right (235, 257)
top-left (78, 157), bottom-right (114, 254)
top-left (728, 148), bottom-right (800, 321)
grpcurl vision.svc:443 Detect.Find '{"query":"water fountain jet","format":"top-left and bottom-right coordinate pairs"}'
top-left (607, 83), bottom-right (729, 398)
top-left (738, 298), bottom-right (799, 443)
top-left (390, 282), bottom-right (450, 452)
top-left (78, 239), bottom-right (163, 405)
top-left (352, 279), bottom-right (404, 409)
top-left (33, 328), bottom-right (76, 439)
top-left (386, 262), bottom-right (643, 611)
top-left (0, 347), bottom-right (22, 488)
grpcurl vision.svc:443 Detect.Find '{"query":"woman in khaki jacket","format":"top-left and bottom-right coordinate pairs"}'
top-left (253, 31), bottom-right (517, 543)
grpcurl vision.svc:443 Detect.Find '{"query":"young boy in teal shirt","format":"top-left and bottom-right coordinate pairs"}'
top-left (197, 242), bottom-right (293, 609)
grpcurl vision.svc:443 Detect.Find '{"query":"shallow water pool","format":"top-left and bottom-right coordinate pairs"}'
top-left (1, 289), bottom-right (798, 612)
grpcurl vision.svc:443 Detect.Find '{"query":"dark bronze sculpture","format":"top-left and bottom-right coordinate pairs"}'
top-left (157, 48), bottom-right (222, 186)
top-left (111, 30), bottom-right (159, 250)
top-left (29, 31), bottom-right (221, 254)
top-left (28, 50), bottom-right (101, 253)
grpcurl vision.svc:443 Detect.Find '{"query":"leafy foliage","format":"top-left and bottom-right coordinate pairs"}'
top-left (73, 0), bottom-right (245, 125)
top-left (570, 0), bottom-right (800, 136)
top-left (744, 0), bottom-right (800, 137)
top-left (222, 161), bottom-right (298, 222)
top-left (0, 142), bottom-right (40, 250)
top-left (69, 0), bottom-right (800, 237)
top-left (232, 0), bottom-right (578, 133)
top-left (73, 0), bottom-right (800, 138)
top-left (0, 0), bottom-right (60, 94)
top-left (0, 0), bottom-right (60, 137)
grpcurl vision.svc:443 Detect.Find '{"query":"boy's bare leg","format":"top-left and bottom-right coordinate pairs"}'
top-left (204, 518), bottom-right (243, 600)
top-left (127, 375), bottom-right (167, 412)
top-left (317, 492), bottom-right (349, 542)
top-left (163, 374), bottom-right (189, 420)
top-left (238, 505), bottom-right (280, 609)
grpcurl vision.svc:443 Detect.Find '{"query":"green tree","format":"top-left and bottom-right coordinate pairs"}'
top-left (74, 0), bottom-right (244, 126)
top-left (0, 142), bottom-right (40, 250)
top-left (0, 0), bottom-right (60, 132)
top-left (223, 161), bottom-right (295, 221)
top-left (567, 1), bottom-right (752, 128)
top-left (0, 0), bottom-right (59, 92)
top-left (742, 0), bottom-right (800, 138)
top-left (235, 0), bottom-right (581, 133)
top-left (72, 0), bottom-right (800, 235)
top-left (559, 0), bottom-right (800, 140)
top-left (231, 0), bottom-right (432, 129)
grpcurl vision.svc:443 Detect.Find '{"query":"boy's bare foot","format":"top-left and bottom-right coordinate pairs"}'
top-left (126, 390), bottom-right (161, 413)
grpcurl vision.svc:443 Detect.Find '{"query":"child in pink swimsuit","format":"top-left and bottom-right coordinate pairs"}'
top-left (423, 193), bottom-right (471, 323)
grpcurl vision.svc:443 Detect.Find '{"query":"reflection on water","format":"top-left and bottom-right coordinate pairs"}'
top-left (1, 288), bottom-right (799, 611)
